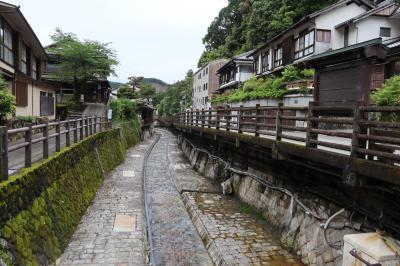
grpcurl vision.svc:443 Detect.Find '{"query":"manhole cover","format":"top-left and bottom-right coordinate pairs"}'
top-left (123, 170), bottom-right (135, 177)
top-left (113, 214), bottom-right (136, 232)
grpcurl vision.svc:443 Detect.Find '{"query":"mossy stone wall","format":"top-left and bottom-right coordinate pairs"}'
top-left (0, 120), bottom-right (141, 266)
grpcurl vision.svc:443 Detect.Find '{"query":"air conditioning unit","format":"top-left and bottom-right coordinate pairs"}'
top-left (343, 233), bottom-right (400, 266)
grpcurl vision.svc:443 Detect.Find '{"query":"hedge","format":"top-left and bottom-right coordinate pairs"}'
top-left (0, 119), bottom-right (141, 266)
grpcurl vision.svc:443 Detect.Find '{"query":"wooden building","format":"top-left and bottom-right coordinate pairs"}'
top-left (0, 2), bottom-right (56, 119)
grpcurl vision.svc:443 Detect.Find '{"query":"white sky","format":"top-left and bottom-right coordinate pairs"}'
top-left (6, 0), bottom-right (228, 84)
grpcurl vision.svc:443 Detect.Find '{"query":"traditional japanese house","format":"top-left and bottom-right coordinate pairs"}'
top-left (0, 2), bottom-right (57, 119)
top-left (43, 46), bottom-right (112, 104)
top-left (217, 51), bottom-right (254, 94)
top-left (249, 0), bottom-right (400, 78)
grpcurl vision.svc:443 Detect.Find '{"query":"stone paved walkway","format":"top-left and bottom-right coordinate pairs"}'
top-left (58, 139), bottom-right (152, 266)
top-left (183, 192), bottom-right (303, 266)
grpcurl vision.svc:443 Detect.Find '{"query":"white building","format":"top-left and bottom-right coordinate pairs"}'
top-left (192, 59), bottom-right (227, 110)
top-left (217, 51), bottom-right (254, 93)
top-left (251, 0), bottom-right (400, 77)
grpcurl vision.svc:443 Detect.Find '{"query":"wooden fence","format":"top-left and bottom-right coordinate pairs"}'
top-left (0, 116), bottom-right (111, 181)
top-left (174, 102), bottom-right (400, 167)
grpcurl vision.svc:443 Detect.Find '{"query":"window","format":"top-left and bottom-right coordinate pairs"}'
top-left (206, 68), bottom-right (208, 75)
top-left (254, 56), bottom-right (259, 74)
top-left (40, 91), bottom-right (55, 116)
top-left (380, 27), bottom-right (391, 38)
top-left (21, 43), bottom-right (28, 74)
top-left (198, 73), bottom-right (201, 79)
top-left (295, 30), bottom-right (315, 59)
top-left (32, 57), bottom-right (37, 79)
top-left (2, 22), bottom-right (13, 65)
top-left (262, 52), bottom-right (269, 72)
top-left (344, 26), bottom-right (349, 47)
top-left (274, 46), bottom-right (283, 67)
top-left (316, 29), bottom-right (331, 43)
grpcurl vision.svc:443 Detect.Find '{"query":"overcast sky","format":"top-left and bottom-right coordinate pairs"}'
top-left (6, 0), bottom-right (227, 84)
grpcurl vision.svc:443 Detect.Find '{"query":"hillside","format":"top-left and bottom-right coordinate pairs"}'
top-left (143, 78), bottom-right (169, 93)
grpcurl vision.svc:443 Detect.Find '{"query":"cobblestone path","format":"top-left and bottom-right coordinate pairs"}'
top-left (145, 131), bottom-right (213, 265)
top-left (58, 138), bottom-right (152, 266)
top-left (183, 193), bottom-right (303, 266)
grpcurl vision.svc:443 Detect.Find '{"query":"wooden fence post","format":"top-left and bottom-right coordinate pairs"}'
top-left (25, 124), bottom-right (32, 167)
top-left (73, 119), bottom-right (78, 143)
top-left (276, 103), bottom-right (283, 141)
top-left (99, 117), bottom-right (103, 132)
top-left (201, 109), bottom-right (205, 128)
top-left (56, 119), bottom-right (61, 152)
top-left (93, 116), bottom-right (97, 134)
top-left (89, 116), bottom-right (93, 135)
top-left (216, 108), bottom-right (220, 130)
top-left (306, 102), bottom-right (318, 148)
top-left (255, 104), bottom-right (260, 137)
top-left (66, 119), bottom-right (71, 147)
top-left (208, 108), bottom-right (212, 128)
top-left (43, 121), bottom-right (49, 159)
top-left (238, 105), bottom-right (243, 134)
top-left (80, 117), bottom-right (84, 140)
top-left (0, 127), bottom-right (8, 180)
top-left (196, 110), bottom-right (199, 127)
top-left (85, 117), bottom-right (89, 137)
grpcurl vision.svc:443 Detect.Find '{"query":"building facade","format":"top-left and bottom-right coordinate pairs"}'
top-left (0, 2), bottom-right (56, 119)
top-left (250, 0), bottom-right (400, 78)
top-left (217, 51), bottom-right (254, 93)
top-left (192, 59), bottom-right (227, 110)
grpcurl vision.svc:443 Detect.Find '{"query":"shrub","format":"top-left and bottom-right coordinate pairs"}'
top-left (0, 78), bottom-right (15, 122)
top-left (15, 116), bottom-right (36, 123)
top-left (110, 98), bottom-right (137, 121)
top-left (282, 65), bottom-right (300, 81)
top-left (371, 75), bottom-right (400, 121)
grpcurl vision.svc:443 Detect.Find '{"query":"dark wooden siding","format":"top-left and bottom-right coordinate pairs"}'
top-left (282, 36), bottom-right (294, 65)
top-left (371, 64), bottom-right (385, 90)
top-left (15, 81), bottom-right (28, 107)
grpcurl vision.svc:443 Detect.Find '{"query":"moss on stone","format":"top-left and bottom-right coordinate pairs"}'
top-left (0, 118), bottom-right (141, 266)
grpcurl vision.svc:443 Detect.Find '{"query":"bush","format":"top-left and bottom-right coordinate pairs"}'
top-left (110, 98), bottom-right (137, 121)
top-left (15, 116), bottom-right (36, 123)
top-left (371, 75), bottom-right (400, 121)
top-left (0, 78), bottom-right (15, 122)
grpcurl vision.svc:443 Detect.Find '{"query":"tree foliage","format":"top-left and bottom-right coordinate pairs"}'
top-left (199, 0), bottom-right (337, 67)
top-left (158, 70), bottom-right (193, 116)
top-left (117, 84), bottom-right (136, 99)
top-left (0, 77), bottom-right (15, 122)
top-left (371, 75), bottom-right (400, 121)
top-left (48, 28), bottom-right (118, 100)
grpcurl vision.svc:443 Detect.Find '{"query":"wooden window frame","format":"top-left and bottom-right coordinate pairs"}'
top-left (21, 42), bottom-right (28, 74)
top-left (274, 46), bottom-right (283, 67)
top-left (31, 58), bottom-right (37, 79)
top-left (294, 29), bottom-right (315, 60)
top-left (262, 52), bottom-right (269, 72)
top-left (254, 56), bottom-right (259, 74)
top-left (15, 82), bottom-right (28, 107)
top-left (380, 27), bottom-right (391, 38)
top-left (0, 18), bottom-right (14, 66)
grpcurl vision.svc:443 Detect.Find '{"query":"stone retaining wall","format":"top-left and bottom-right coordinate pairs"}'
top-left (178, 136), bottom-right (354, 266)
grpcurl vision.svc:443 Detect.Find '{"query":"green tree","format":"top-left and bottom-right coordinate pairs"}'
top-left (117, 84), bottom-right (136, 99)
top-left (48, 28), bottom-right (118, 101)
top-left (199, 0), bottom-right (337, 67)
top-left (0, 77), bottom-right (15, 122)
top-left (158, 70), bottom-right (193, 116)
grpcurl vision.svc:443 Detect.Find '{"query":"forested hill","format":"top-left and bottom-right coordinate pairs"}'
top-left (198, 0), bottom-right (340, 67)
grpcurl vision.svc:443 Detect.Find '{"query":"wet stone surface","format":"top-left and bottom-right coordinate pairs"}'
top-left (146, 131), bottom-right (213, 265)
top-left (183, 192), bottom-right (304, 266)
top-left (57, 139), bottom-right (152, 266)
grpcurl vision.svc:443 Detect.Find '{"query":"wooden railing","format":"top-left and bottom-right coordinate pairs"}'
top-left (174, 103), bottom-right (400, 166)
top-left (0, 116), bottom-right (111, 180)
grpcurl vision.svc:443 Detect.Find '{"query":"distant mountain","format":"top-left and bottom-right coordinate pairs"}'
top-left (143, 78), bottom-right (169, 93)
top-left (109, 81), bottom-right (124, 90)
